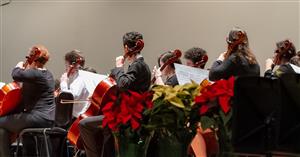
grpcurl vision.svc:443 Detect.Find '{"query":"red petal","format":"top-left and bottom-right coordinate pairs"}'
top-left (199, 105), bottom-right (209, 115)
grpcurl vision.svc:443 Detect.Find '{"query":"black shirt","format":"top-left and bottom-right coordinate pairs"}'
top-left (12, 67), bottom-right (55, 121)
top-left (165, 74), bottom-right (179, 86)
top-left (110, 57), bottom-right (151, 92)
top-left (264, 64), bottom-right (296, 79)
top-left (209, 54), bottom-right (260, 81)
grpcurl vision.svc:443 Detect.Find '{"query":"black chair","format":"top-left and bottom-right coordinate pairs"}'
top-left (231, 76), bottom-right (281, 154)
top-left (16, 92), bottom-right (74, 157)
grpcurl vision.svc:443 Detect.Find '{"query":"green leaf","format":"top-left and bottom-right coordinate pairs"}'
top-left (200, 116), bottom-right (216, 130)
top-left (219, 108), bottom-right (232, 126)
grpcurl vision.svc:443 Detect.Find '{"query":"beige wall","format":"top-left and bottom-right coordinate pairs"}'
top-left (0, 0), bottom-right (299, 82)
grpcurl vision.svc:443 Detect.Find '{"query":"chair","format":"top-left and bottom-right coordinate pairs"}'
top-left (16, 92), bottom-right (74, 157)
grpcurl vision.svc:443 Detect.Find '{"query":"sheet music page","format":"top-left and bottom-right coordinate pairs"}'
top-left (290, 64), bottom-right (300, 74)
top-left (174, 63), bottom-right (209, 85)
top-left (0, 82), bottom-right (5, 89)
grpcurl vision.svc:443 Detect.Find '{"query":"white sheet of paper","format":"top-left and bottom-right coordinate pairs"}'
top-left (290, 64), bottom-right (300, 74)
top-left (0, 82), bottom-right (5, 89)
top-left (174, 63), bottom-right (209, 85)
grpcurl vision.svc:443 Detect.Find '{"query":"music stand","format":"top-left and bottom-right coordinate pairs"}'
top-left (231, 76), bottom-right (281, 154)
top-left (276, 74), bottom-right (300, 154)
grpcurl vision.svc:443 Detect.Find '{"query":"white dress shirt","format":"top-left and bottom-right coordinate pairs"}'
top-left (60, 70), bottom-right (107, 118)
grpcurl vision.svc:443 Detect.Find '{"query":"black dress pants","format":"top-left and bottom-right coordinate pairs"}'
top-left (78, 115), bottom-right (114, 157)
top-left (0, 112), bottom-right (53, 157)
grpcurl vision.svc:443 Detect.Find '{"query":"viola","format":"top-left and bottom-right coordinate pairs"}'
top-left (0, 47), bottom-right (41, 116)
top-left (151, 49), bottom-right (182, 83)
top-left (67, 77), bottom-right (117, 149)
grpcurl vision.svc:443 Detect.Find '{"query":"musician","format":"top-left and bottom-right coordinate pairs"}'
top-left (152, 50), bottom-right (182, 86)
top-left (0, 45), bottom-right (55, 156)
top-left (60, 50), bottom-right (106, 118)
top-left (78, 31), bottom-right (152, 157)
top-left (209, 27), bottom-right (260, 81)
top-left (265, 39), bottom-right (297, 78)
top-left (184, 47), bottom-right (208, 69)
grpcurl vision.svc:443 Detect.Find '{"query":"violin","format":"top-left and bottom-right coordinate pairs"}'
top-left (151, 49), bottom-right (182, 83)
top-left (224, 31), bottom-right (246, 60)
top-left (0, 46), bottom-right (42, 116)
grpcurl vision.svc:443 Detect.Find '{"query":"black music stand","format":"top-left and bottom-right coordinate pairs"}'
top-left (231, 76), bottom-right (281, 155)
top-left (276, 74), bottom-right (300, 154)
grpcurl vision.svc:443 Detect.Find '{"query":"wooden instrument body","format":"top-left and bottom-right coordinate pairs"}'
top-left (0, 82), bottom-right (22, 116)
top-left (0, 47), bottom-right (41, 116)
top-left (67, 77), bottom-right (117, 149)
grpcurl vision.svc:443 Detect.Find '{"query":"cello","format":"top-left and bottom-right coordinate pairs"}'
top-left (272, 39), bottom-right (293, 69)
top-left (151, 49), bottom-right (182, 84)
top-left (67, 76), bottom-right (117, 149)
top-left (67, 39), bottom-right (143, 149)
top-left (0, 47), bottom-right (41, 116)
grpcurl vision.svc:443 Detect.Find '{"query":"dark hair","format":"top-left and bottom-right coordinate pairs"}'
top-left (275, 39), bottom-right (296, 62)
top-left (83, 67), bottom-right (97, 73)
top-left (64, 50), bottom-right (85, 68)
top-left (158, 51), bottom-right (182, 69)
top-left (184, 47), bottom-right (207, 63)
top-left (289, 50), bottom-right (300, 66)
top-left (123, 31), bottom-right (143, 51)
top-left (226, 27), bottom-right (258, 65)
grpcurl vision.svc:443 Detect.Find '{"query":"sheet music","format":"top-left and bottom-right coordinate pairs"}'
top-left (0, 82), bottom-right (5, 89)
top-left (290, 64), bottom-right (300, 74)
top-left (174, 63), bottom-right (209, 85)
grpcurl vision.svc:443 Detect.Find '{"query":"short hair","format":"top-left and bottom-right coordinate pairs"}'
top-left (158, 51), bottom-right (182, 69)
top-left (184, 47), bottom-right (207, 64)
top-left (83, 67), bottom-right (97, 73)
top-left (123, 31), bottom-right (143, 49)
top-left (64, 50), bottom-right (85, 68)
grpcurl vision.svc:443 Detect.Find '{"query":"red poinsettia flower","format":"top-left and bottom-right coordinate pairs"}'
top-left (102, 90), bottom-right (153, 132)
top-left (194, 76), bottom-right (235, 115)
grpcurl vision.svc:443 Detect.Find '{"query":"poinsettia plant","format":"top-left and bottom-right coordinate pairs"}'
top-left (101, 90), bottom-right (154, 157)
top-left (144, 82), bottom-right (201, 130)
top-left (102, 90), bottom-right (153, 132)
top-left (193, 76), bottom-right (235, 152)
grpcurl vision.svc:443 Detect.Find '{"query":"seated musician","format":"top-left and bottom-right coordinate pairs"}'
top-left (78, 31), bottom-right (152, 157)
top-left (265, 39), bottom-right (297, 78)
top-left (60, 50), bottom-right (106, 118)
top-left (0, 45), bottom-right (55, 156)
top-left (209, 27), bottom-right (260, 81)
top-left (184, 47), bottom-right (208, 69)
top-left (152, 50), bottom-right (182, 86)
